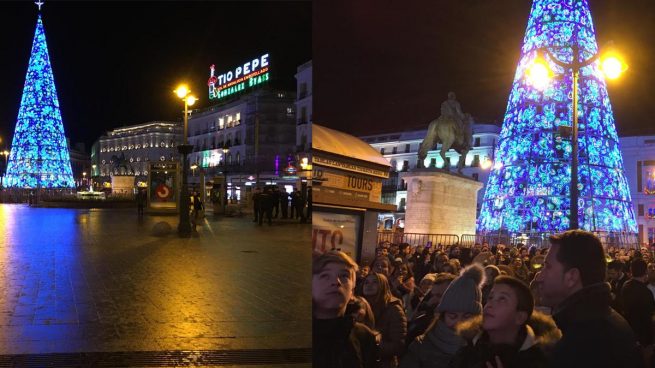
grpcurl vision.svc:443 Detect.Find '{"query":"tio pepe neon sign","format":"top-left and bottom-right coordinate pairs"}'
top-left (208, 53), bottom-right (270, 100)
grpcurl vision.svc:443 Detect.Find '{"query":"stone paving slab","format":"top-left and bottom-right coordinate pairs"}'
top-left (0, 204), bottom-right (311, 357)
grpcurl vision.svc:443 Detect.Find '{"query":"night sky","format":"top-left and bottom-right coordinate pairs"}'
top-left (0, 1), bottom-right (311, 151)
top-left (314, 0), bottom-right (655, 138)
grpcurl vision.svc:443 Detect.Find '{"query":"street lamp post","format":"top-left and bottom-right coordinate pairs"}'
top-left (528, 43), bottom-right (626, 230)
top-left (222, 145), bottom-right (229, 214)
top-left (1, 150), bottom-right (8, 188)
top-left (91, 164), bottom-right (97, 191)
top-left (173, 85), bottom-right (197, 237)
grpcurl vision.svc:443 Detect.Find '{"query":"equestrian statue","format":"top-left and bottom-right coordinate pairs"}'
top-left (110, 152), bottom-right (134, 175)
top-left (417, 92), bottom-right (473, 174)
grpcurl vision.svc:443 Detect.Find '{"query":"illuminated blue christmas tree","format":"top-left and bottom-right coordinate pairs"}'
top-left (4, 12), bottom-right (75, 189)
top-left (477, 0), bottom-right (637, 234)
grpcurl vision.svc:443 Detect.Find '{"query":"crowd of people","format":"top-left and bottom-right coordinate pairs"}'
top-left (252, 186), bottom-right (311, 225)
top-left (313, 230), bottom-right (654, 368)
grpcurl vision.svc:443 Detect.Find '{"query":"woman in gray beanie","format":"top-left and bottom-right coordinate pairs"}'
top-left (400, 264), bottom-right (485, 368)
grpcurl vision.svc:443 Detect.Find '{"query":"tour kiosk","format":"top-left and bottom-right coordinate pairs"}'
top-left (312, 124), bottom-right (396, 264)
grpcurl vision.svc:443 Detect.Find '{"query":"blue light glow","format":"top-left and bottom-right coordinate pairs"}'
top-left (4, 15), bottom-right (75, 188)
top-left (477, 0), bottom-right (637, 234)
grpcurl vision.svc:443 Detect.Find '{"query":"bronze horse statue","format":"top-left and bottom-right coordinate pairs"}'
top-left (111, 153), bottom-right (133, 174)
top-left (417, 113), bottom-right (473, 174)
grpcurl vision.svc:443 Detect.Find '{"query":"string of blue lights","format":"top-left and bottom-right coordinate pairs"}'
top-left (4, 14), bottom-right (75, 189)
top-left (477, 0), bottom-right (637, 234)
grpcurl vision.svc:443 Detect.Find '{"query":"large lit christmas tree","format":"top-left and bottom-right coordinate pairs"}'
top-left (477, 0), bottom-right (637, 234)
top-left (4, 8), bottom-right (75, 189)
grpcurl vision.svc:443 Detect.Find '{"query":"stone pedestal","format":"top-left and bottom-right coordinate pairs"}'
top-left (111, 175), bottom-right (134, 195)
top-left (401, 169), bottom-right (482, 236)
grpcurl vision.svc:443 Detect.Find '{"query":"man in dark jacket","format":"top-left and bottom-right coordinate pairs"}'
top-left (608, 260), bottom-right (628, 313)
top-left (258, 188), bottom-right (273, 226)
top-left (535, 230), bottom-right (644, 368)
top-left (252, 187), bottom-right (262, 223)
top-left (271, 186), bottom-right (281, 219)
top-left (621, 259), bottom-right (655, 355)
top-left (279, 189), bottom-right (289, 219)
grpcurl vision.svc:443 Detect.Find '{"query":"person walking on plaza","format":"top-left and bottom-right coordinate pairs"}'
top-left (271, 186), bottom-right (281, 219)
top-left (136, 188), bottom-right (146, 217)
top-left (258, 187), bottom-right (273, 226)
top-left (290, 189), bottom-right (299, 219)
top-left (621, 258), bottom-right (655, 365)
top-left (252, 187), bottom-right (262, 223)
top-left (400, 265), bottom-right (483, 368)
top-left (296, 189), bottom-right (307, 222)
top-left (191, 192), bottom-right (204, 231)
top-left (279, 188), bottom-right (289, 219)
top-left (313, 251), bottom-right (379, 368)
top-left (535, 230), bottom-right (644, 368)
top-left (362, 272), bottom-right (407, 368)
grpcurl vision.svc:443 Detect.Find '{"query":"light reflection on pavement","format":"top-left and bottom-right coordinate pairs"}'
top-left (0, 204), bottom-right (310, 355)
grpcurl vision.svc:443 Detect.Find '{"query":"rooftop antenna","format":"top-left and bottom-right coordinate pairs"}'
top-left (35, 0), bottom-right (44, 11)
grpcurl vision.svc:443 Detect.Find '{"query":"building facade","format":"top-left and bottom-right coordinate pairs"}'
top-left (186, 88), bottom-right (297, 199)
top-left (68, 141), bottom-right (91, 187)
top-left (361, 123), bottom-right (501, 214)
top-left (295, 60), bottom-right (312, 153)
top-left (94, 121), bottom-right (183, 187)
top-left (620, 135), bottom-right (655, 245)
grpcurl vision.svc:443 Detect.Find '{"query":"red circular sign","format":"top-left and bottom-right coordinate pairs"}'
top-left (155, 184), bottom-right (172, 200)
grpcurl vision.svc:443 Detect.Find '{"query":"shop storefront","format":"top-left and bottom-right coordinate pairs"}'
top-left (312, 124), bottom-right (395, 264)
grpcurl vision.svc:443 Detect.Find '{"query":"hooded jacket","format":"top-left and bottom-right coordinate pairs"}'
top-left (449, 311), bottom-right (561, 368)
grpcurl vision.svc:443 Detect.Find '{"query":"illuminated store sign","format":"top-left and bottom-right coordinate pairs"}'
top-left (208, 53), bottom-right (270, 100)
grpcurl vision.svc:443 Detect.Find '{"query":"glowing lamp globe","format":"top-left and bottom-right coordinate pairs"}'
top-left (601, 55), bottom-right (627, 80)
top-left (526, 57), bottom-right (552, 90)
top-left (174, 85), bottom-right (189, 98)
top-left (186, 95), bottom-right (198, 106)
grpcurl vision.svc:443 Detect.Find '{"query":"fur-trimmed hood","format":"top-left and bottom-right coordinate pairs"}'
top-left (456, 310), bottom-right (562, 351)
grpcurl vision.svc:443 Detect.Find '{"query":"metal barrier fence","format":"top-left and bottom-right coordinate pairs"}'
top-left (381, 231), bottom-right (641, 249)
top-left (377, 232), bottom-right (460, 248)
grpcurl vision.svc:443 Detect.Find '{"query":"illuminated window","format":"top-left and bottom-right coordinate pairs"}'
top-left (219, 118), bottom-right (224, 129)
top-left (236, 112), bottom-right (241, 124)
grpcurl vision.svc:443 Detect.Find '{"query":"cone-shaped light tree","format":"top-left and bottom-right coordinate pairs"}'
top-left (477, 0), bottom-right (637, 234)
top-left (4, 12), bottom-right (75, 189)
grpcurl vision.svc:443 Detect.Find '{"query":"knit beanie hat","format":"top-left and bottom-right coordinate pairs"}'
top-left (436, 264), bottom-right (484, 315)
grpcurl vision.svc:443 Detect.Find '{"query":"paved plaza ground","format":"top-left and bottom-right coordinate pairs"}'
top-left (0, 204), bottom-right (311, 366)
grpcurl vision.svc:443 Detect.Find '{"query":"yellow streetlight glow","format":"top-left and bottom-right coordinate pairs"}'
top-left (480, 158), bottom-right (493, 170)
top-left (185, 95), bottom-right (197, 106)
top-left (526, 56), bottom-right (552, 90)
top-left (174, 85), bottom-right (190, 98)
top-left (600, 54), bottom-right (627, 80)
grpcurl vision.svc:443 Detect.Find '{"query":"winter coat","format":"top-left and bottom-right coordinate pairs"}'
top-left (400, 319), bottom-right (466, 368)
top-left (621, 278), bottom-right (655, 346)
top-left (549, 282), bottom-right (644, 368)
top-left (450, 311), bottom-right (560, 368)
top-left (376, 298), bottom-right (408, 368)
top-left (313, 316), bottom-right (380, 368)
